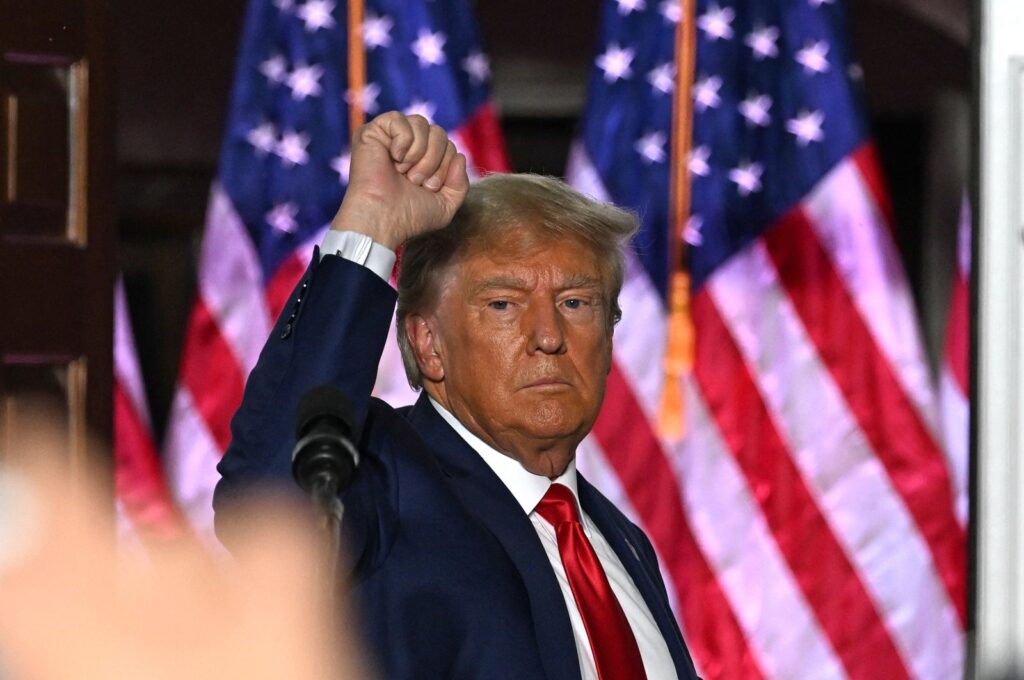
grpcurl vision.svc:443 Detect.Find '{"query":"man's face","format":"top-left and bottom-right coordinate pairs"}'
top-left (413, 225), bottom-right (614, 478)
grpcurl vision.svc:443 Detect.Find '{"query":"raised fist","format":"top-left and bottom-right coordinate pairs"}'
top-left (329, 111), bottom-right (470, 250)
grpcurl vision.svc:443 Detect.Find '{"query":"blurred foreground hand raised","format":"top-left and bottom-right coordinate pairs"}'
top-left (0, 418), bottom-right (371, 680)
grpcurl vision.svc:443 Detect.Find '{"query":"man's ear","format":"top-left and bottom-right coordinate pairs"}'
top-left (405, 314), bottom-right (445, 382)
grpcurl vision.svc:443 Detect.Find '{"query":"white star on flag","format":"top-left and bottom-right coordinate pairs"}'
top-left (693, 75), bottom-right (723, 111)
top-left (297, 0), bottom-right (335, 32)
top-left (660, 0), bottom-right (681, 23)
top-left (739, 93), bottom-right (772, 126)
top-left (745, 25), bottom-right (780, 60)
top-left (697, 4), bottom-right (735, 41)
top-left (286, 64), bottom-right (324, 100)
top-left (596, 43), bottom-right (635, 83)
top-left (275, 130), bottom-right (311, 166)
top-left (728, 161), bottom-right (764, 195)
top-left (786, 109), bottom-right (826, 146)
top-left (634, 131), bottom-right (667, 164)
top-left (403, 98), bottom-right (437, 123)
top-left (259, 54), bottom-right (288, 84)
top-left (684, 215), bottom-right (704, 246)
top-left (266, 202), bottom-right (299, 234)
top-left (412, 29), bottom-right (447, 67)
top-left (647, 63), bottom-right (676, 95)
top-left (246, 122), bottom-right (277, 155)
top-left (462, 51), bottom-right (491, 84)
top-left (331, 151), bottom-right (351, 185)
top-left (616, 0), bottom-right (646, 15)
top-left (796, 40), bottom-right (831, 74)
top-left (688, 145), bottom-right (711, 176)
top-left (346, 82), bottom-right (382, 114)
top-left (362, 12), bottom-right (393, 49)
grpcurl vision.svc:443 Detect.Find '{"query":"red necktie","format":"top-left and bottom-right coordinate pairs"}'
top-left (535, 483), bottom-right (648, 680)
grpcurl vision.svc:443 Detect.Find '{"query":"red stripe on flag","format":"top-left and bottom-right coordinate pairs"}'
top-left (851, 144), bottom-right (897, 237)
top-left (944, 272), bottom-right (969, 395)
top-left (265, 251), bottom-right (308, 320)
top-left (178, 298), bottom-right (246, 454)
top-left (456, 102), bottom-right (511, 173)
top-left (763, 208), bottom-right (968, 627)
top-left (692, 290), bottom-right (913, 680)
top-left (594, 364), bottom-right (766, 680)
top-left (114, 380), bottom-right (187, 539)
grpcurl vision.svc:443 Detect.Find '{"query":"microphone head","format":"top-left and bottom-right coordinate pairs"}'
top-left (295, 385), bottom-right (354, 438)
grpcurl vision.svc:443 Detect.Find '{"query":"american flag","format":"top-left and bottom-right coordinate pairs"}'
top-left (162, 0), bottom-right (509, 537)
top-left (567, 1), bottom-right (967, 678)
top-left (939, 198), bottom-right (970, 527)
top-left (114, 278), bottom-right (187, 542)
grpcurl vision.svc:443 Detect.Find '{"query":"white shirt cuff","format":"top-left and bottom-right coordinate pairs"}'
top-left (320, 230), bottom-right (397, 283)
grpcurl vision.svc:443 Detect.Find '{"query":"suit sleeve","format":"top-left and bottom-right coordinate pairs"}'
top-left (213, 250), bottom-right (398, 549)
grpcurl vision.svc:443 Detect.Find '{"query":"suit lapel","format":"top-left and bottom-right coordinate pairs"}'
top-left (407, 396), bottom-right (582, 680)
top-left (578, 476), bottom-right (698, 680)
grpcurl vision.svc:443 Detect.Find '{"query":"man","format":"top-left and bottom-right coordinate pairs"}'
top-left (215, 112), bottom-right (701, 680)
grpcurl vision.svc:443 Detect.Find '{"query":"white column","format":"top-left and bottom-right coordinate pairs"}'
top-left (976, 0), bottom-right (1024, 676)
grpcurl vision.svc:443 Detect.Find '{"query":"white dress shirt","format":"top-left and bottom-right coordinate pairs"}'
top-left (322, 229), bottom-right (678, 680)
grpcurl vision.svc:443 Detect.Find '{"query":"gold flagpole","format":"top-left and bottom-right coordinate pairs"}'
top-left (347, 0), bottom-right (366, 137)
top-left (657, 0), bottom-right (698, 440)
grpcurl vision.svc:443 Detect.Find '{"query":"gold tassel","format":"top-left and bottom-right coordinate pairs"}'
top-left (657, 271), bottom-right (695, 439)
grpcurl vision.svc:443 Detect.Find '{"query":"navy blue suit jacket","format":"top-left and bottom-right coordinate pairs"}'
top-left (214, 252), bottom-right (700, 680)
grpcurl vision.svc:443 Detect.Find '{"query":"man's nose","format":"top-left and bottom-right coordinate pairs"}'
top-left (526, 303), bottom-right (567, 355)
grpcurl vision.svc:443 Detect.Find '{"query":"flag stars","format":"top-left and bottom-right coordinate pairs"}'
top-left (616, 0), bottom-right (646, 15)
top-left (647, 63), bottom-right (676, 95)
top-left (362, 12), bottom-right (393, 49)
top-left (660, 0), bottom-right (681, 23)
top-left (403, 98), bottom-right (437, 123)
top-left (259, 54), bottom-right (288, 84)
top-left (412, 29), bottom-right (447, 67)
top-left (346, 82), bottom-right (381, 113)
top-left (787, 109), bottom-right (826, 146)
top-left (634, 131), bottom-right (667, 164)
top-left (297, 0), bottom-right (335, 32)
top-left (246, 122), bottom-right (277, 155)
top-left (331, 151), bottom-right (351, 185)
top-left (693, 75), bottom-right (723, 111)
top-left (697, 4), bottom-right (735, 41)
top-left (462, 51), bottom-right (491, 84)
top-left (684, 215), bottom-right (704, 246)
top-left (286, 64), bottom-right (324, 100)
top-left (688, 145), bottom-right (711, 177)
top-left (275, 130), bottom-right (311, 166)
top-left (795, 40), bottom-right (831, 74)
top-left (739, 93), bottom-right (772, 127)
top-left (745, 26), bottom-right (779, 60)
top-left (596, 43), bottom-right (635, 83)
top-left (266, 203), bottom-right (299, 234)
top-left (728, 161), bottom-right (764, 196)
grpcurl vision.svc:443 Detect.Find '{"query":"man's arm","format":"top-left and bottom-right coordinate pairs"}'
top-left (213, 112), bottom-right (469, 545)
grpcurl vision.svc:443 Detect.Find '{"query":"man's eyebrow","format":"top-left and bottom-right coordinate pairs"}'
top-left (471, 275), bottom-right (530, 295)
top-left (559, 273), bottom-right (604, 290)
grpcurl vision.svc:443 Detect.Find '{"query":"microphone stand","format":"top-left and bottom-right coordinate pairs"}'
top-left (308, 470), bottom-right (345, 588)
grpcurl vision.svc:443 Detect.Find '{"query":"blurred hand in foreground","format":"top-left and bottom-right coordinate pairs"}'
top-left (0, 425), bottom-right (371, 680)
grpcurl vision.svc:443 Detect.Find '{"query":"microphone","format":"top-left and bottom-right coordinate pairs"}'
top-left (291, 385), bottom-right (360, 496)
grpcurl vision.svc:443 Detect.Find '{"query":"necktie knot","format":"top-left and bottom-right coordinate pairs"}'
top-left (535, 483), bottom-right (580, 527)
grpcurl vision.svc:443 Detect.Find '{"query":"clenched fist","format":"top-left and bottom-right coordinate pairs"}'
top-left (330, 111), bottom-right (470, 250)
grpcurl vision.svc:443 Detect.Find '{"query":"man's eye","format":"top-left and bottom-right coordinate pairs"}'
top-left (488, 300), bottom-right (510, 310)
top-left (563, 298), bottom-right (588, 310)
